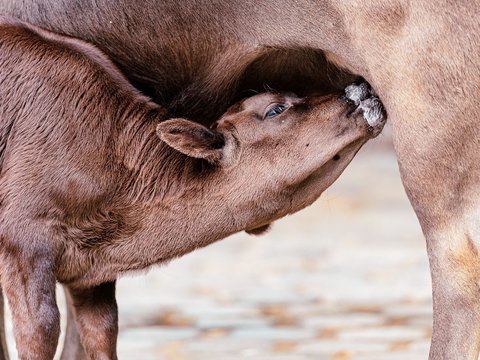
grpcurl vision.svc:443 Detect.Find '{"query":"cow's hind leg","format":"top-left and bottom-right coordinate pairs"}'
top-left (384, 68), bottom-right (480, 359)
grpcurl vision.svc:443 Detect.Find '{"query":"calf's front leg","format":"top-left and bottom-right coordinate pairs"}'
top-left (60, 285), bottom-right (88, 360)
top-left (66, 281), bottom-right (118, 360)
top-left (0, 287), bottom-right (10, 360)
top-left (0, 249), bottom-right (60, 360)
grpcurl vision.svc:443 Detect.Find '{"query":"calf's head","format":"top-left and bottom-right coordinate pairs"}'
top-left (157, 83), bottom-right (385, 233)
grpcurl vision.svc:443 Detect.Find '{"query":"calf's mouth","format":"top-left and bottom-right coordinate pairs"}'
top-left (343, 82), bottom-right (387, 137)
top-left (320, 82), bottom-right (387, 176)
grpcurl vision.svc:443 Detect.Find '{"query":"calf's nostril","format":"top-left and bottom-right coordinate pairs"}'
top-left (333, 154), bottom-right (341, 161)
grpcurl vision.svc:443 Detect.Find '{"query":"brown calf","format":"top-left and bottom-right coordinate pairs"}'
top-left (0, 19), bottom-right (385, 359)
top-left (1, 1), bottom-right (479, 359)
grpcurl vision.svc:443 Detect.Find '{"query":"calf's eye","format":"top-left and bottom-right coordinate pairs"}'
top-left (264, 104), bottom-right (289, 119)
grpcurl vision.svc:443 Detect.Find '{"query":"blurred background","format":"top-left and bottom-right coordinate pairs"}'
top-left (6, 124), bottom-right (432, 359)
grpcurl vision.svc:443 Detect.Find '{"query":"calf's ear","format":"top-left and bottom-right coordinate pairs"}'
top-left (157, 119), bottom-right (226, 162)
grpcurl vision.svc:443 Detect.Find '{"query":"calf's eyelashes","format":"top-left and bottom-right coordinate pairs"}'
top-left (264, 103), bottom-right (289, 119)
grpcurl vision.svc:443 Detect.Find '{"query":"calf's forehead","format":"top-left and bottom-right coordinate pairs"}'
top-left (240, 93), bottom-right (295, 111)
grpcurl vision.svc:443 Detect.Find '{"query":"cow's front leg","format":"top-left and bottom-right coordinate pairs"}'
top-left (0, 250), bottom-right (60, 360)
top-left (66, 281), bottom-right (118, 360)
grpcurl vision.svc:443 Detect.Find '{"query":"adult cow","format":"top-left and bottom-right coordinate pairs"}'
top-left (1, 1), bottom-right (479, 359)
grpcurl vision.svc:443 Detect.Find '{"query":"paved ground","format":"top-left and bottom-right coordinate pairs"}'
top-left (6, 126), bottom-right (432, 359)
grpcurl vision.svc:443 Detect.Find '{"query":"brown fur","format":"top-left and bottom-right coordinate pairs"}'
top-left (1, 0), bottom-right (479, 359)
top-left (0, 19), bottom-right (381, 359)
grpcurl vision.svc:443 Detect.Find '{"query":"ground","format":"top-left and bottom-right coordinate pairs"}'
top-left (5, 126), bottom-right (432, 359)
